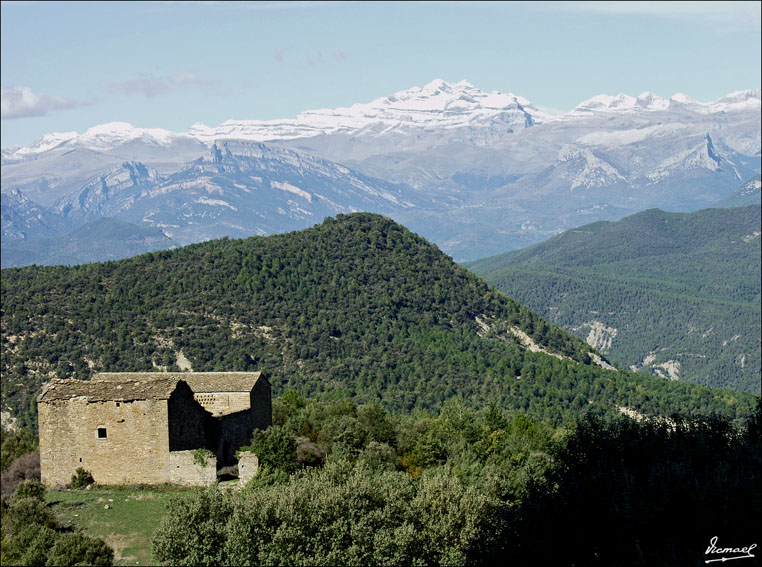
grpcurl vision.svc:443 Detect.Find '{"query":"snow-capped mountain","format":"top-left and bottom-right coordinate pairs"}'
top-left (1, 79), bottom-right (760, 263)
top-left (569, 89), bottom-right (761, 116)
top-left (2, 79), bottom-right (548, 162)
top-left (2, 122), bottom-right (197, 162)
top-left (188, 79), bottom-right (548, 143)
top-left (4, 81), bottom-right (759, 161)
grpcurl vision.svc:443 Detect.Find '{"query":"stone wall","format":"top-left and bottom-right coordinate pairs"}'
top-left (211, 379), bottom-right (272, 464)
top-left (238, 452), bottom-right (259, 487)
top-left (194, 392), bottom-right (251, 416)
top-left (168, 450), bottom-right (217, 486)
top-left (39, 398), bottom-right (171, 487)
top-left (168, 381), bottom-right (211, 451)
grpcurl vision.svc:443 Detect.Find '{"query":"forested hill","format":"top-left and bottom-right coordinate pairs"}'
top-left (1, 213), bottom-right (755, 429)
top-left (467, 205), bottom-right (761, 394)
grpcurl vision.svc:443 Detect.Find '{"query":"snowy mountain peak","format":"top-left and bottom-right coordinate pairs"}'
top-left (574, 93), bottom-right (637, 112)
top-left (188, 79), bottom-right (549, 144)
top-left (670, 93), bottom-right (696, 104)
top-left (422, 78), bottom-right (452, 91)
top-left (572, 92), bottom-right (672, 113)
top-left (78, 122), bottom-right (187, 149)
top-left (637, 92), bottom-right (669, 110)
top-left (571, 89), bottom-right (761, 116)
top-left (4, 122), bottom-right (196, 160)
top-left (4, 83), bottom-right (760, 160)
top-left (719, 89), bottom-right (761, 102)
top-left (10, 130), bottom-right (78, 158)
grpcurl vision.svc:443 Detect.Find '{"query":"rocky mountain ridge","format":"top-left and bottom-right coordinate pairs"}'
top-left (2, 79), bottom-right (759, 263)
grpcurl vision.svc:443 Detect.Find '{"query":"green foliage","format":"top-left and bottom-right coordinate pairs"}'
top-left (240, 426), bottom-right (299, 474)
top-left (150, 395), bottom-right (762, 566)
top-left (356, 441), bottom-right (398, 472)
top-left (0, 491), bottom-right (113, 567)
top-left (192, 449), bottom-right (214, 468)
top-left (155, 461), bottom-right (504, 566)
top-left (1, 523), bottom-right (58, 567)
top-left (69, 467), bottom-right (93, 489)
top-left (242, 464), bottom-right (290, 490)
top-left (468, 205), bottom-right (762, 394)
top-left (509, 405), bottom-right (762, 565)
top-left (152, 486), bottom-right (235, 566)
top-left (44, 531), bottom-right (114, 567)
top-left (2, 497), bottom-right (59, 533)
top-left (0, 429), bottom-right (37, 473)
top-left (4, 213), bottom-right (749, 431)
top-left (13, 479), bottom-right (45, 502)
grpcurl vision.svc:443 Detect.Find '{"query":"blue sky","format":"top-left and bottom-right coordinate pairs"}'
top-left (1, 1), bottom-right (760, 148)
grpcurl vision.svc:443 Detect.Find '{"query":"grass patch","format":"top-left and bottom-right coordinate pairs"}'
top-left (46, 486), bottom-right (193, 566)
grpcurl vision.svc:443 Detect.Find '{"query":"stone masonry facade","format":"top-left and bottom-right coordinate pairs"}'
top-left (38, 372), bottom-right (271, 487)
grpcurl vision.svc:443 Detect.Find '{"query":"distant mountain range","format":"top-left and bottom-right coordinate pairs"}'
top-left (0, 217), bottom-right (179, 268)
top-left (467, 205), bottom-right (761, 394)
top-left (715, 174), bottom-right (762, 208)
top-left (2, 79), bottom-right (760, 265)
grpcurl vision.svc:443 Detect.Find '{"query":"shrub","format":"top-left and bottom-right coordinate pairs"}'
top-left (152, 486), bottom-right (234, 566)
top-left (14, 479), bottom-right (46, 501)
top-left (295, 437), bottom-right (325, 467)
top-left (241, 426), bottom-right (299, 473)
top-left (1, 451), bottom-right (40, 500)
top-left (318, 415), bottom-right (366, 457)
top-left (155, 461), bottom-right (508, 566)
top-left (1, 429), bottom-right (37, 473)
top-left (1, 477), bottom-right (114, 567)
top-left (2, 497), bottom-right (60, 533)
top-left (357, 441), bottom-right (398, 471)
top-left (242, 465), bottom-right (290, 490)
top-left (70, 467), bottom-right (93, 489)
top-left (0, 522), bottom-right (58, 566)
top-left (192, 449), bottom-right (215, 468)
top-left (45, 531), bottom-right (114, 566)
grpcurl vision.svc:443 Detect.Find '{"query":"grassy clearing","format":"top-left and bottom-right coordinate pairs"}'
top-left (46, 486), bottom-right (192, 566)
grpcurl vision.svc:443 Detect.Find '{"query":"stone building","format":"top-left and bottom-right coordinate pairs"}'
top-left (37, 372), bottom-right (271, 487)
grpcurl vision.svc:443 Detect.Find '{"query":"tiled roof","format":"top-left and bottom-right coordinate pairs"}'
top-left (38, 377), bottom-right (182, 402)
top-left (95, 372), bottom-right (265, 393)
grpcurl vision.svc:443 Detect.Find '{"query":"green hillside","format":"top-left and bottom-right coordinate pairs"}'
top-left (467, 206), bottom-right (761, 394)
top-left (1, 213), bottom-right (755, 429)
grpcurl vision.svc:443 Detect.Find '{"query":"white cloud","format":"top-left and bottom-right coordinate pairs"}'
top-left (0, 86), bottom-right (79, 119)
top-left (108, 73), bottom-right (216, 98)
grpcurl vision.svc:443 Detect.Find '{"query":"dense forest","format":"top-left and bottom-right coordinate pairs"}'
top-left (151, 394), bottom-right (762, 566)
top-left (467, 206), bottom-right (761, 394)
top-left (3, 394), bottom-right (759, 566)
top-left (2, 213), bottom-right (757, 430)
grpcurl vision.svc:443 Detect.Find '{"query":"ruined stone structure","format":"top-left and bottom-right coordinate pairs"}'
top-left (37, 372), bottom-right (270, 487)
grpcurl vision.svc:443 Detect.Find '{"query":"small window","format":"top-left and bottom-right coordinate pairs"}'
top-left (79, 458), bottom-right (82, 462)
top-left (97, 428), bottom-right (107, 439)
top-left (116, 402), bottom-right (120, 408)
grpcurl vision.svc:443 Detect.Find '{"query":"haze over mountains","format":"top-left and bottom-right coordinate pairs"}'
top-left (2, 79), bottom-right (760, 265)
